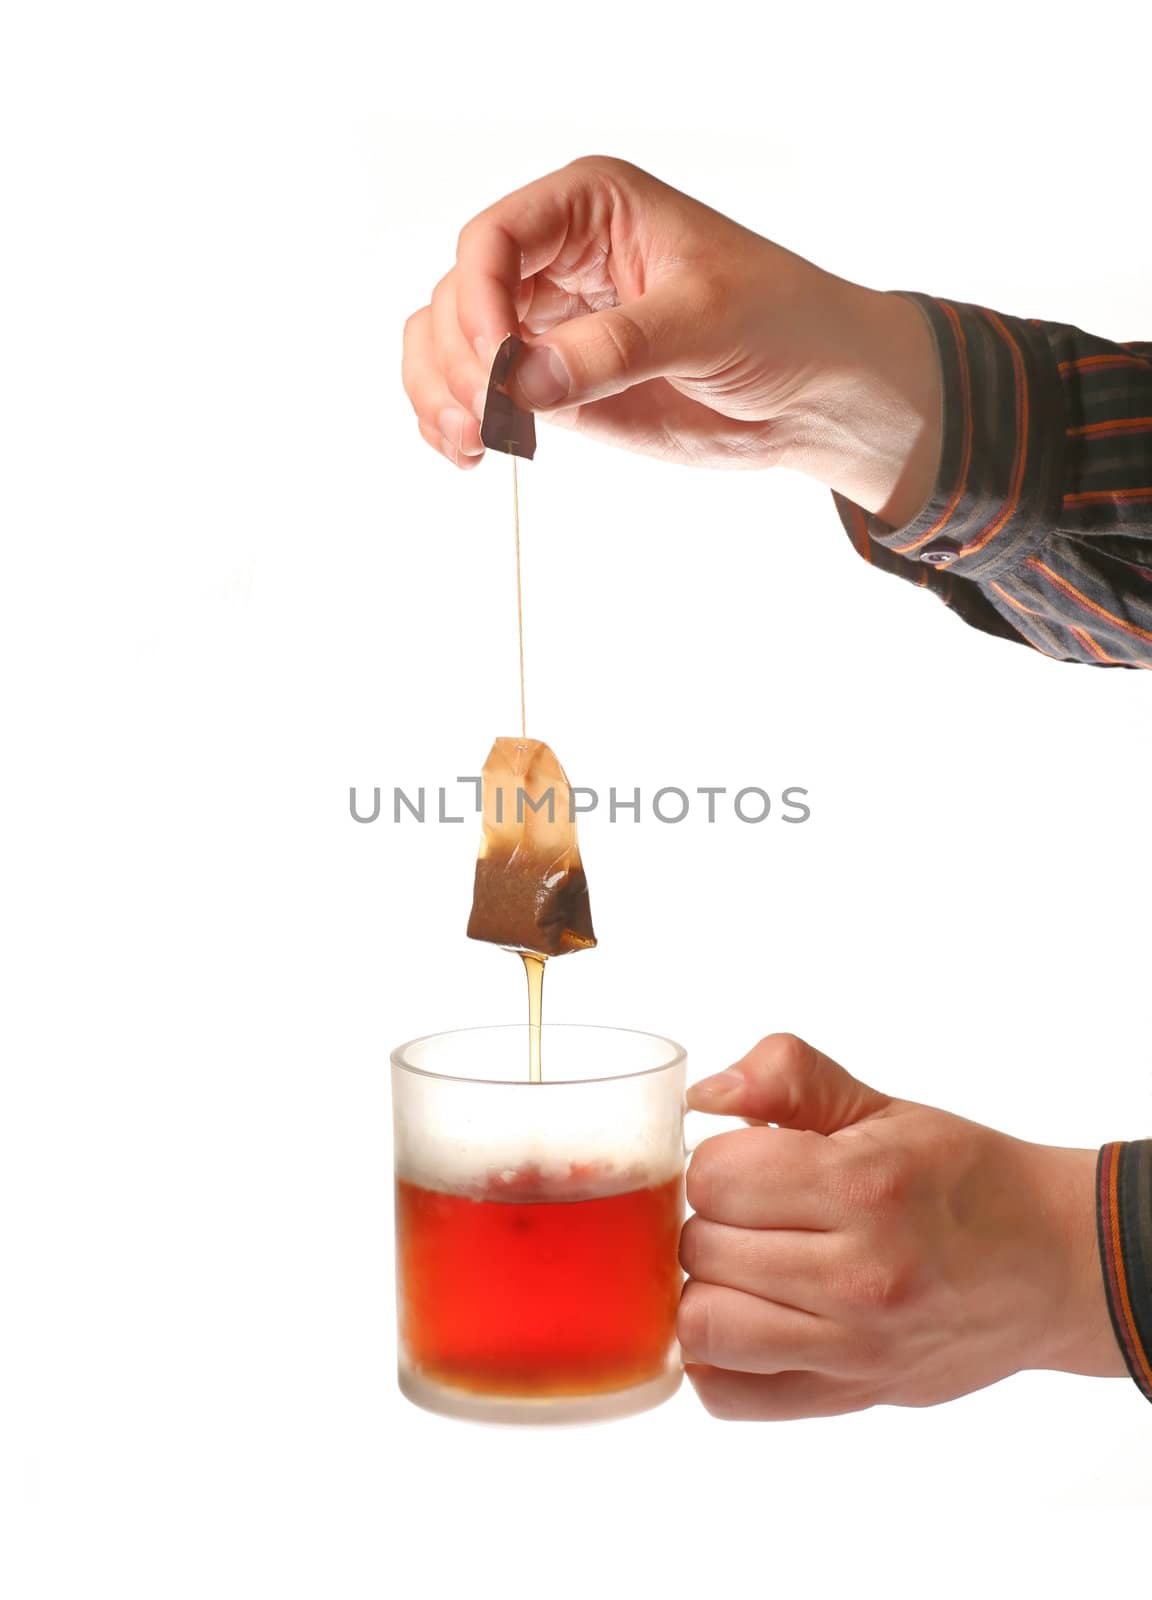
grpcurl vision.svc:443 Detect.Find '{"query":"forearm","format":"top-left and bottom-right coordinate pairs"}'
top-left (787, 279), bottom-right (1152, 667)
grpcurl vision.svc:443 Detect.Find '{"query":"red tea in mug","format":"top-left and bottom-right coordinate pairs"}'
top-left (396, 1166), bottom-right (683, 1397)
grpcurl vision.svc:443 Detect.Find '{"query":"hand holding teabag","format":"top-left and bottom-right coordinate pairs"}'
top-left (467, 737), bottom-right (596, 957)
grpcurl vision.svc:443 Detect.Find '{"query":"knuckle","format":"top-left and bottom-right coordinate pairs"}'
top-left (455, 215), bottom-right (482, 257)
top-left (401, 361), bottom-right (426, 408)
top-left (456, 211), bottom-right (501, 259)
top-left (442, 354), bottom-right (476, 409)
top-left (566, 152), bottom-right (629, 176)
top-left (685, 1129), bottom-right (751, 1216)
top-left (856, 1149), bottom-right (910, 1214)
top-left (743, 1033), bottom-right (811, 1124)
top-left (767, 1030), bottom-right (805, 1056)
top-left (595, 307), bottom-right (649, 379)
top-left (841, 1253), bottom-right (918, 1316)
top-left (676, 1281), bottom-right (713, 1363)
top-left (832, 1136), bottom-right (911, 1220)
top-left (684, 1141), bottom-right (717, 1214)
top-left (842, 1327), bottom-right (898, 1381)
top-left (763, 1032), bottom-right (810, 1074)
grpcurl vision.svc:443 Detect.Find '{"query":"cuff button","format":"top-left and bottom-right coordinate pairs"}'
top-left (920, 537), bottom-right (963, 566)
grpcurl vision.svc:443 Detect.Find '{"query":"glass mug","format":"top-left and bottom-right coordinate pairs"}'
top-left (391, 1023), bottom-right (693, 1425)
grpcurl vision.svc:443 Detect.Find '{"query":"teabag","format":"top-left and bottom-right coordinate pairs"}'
top-left (467, 737), bottom-right (596, 957)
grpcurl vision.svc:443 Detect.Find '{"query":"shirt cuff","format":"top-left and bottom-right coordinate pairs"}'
top-left (1097, 1141), bottom-right (1152, 1404)
top-left (834, 292), bottom-right (1067, 584)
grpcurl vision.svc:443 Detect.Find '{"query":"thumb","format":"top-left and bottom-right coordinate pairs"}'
top-left (686, 1033), bottom-right (891, 1135)
top-left (509, 282), bottom-right (708, 412)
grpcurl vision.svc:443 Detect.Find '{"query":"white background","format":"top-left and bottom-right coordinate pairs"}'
top-left (3, 0), bottom-right (1151, 1593)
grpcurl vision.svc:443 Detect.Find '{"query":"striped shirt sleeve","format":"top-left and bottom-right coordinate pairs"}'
top-left (1097, 1142), bottom-right (1152, 1403)
top-left (833, 293), bottom-right (1152, 668)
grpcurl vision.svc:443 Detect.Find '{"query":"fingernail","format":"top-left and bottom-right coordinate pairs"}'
top-left (437, 407), bottom-right (466, 464)
top-left (438, 405), bottom-right (483, 456)
top-left (470, 387), bottom-right (487, 423)
top-left (686, 1069), bottom-right (745, 1109)
top-left (514, 344), bottom-right (570, 409)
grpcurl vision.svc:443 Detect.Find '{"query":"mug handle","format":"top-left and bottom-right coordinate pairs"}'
top-left (683, 1104), bottom-right (759, 1155)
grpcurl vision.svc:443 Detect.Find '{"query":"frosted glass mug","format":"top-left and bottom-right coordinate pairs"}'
top-left (391, 1024), bottom-right (689, 1425)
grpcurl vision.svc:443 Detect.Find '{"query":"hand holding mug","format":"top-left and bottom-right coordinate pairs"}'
top-left (680, 1034), bottom-right (1124, 1420)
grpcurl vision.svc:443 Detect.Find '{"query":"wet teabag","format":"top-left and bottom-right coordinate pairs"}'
top-left (467, 737), bottom-right (596, 957)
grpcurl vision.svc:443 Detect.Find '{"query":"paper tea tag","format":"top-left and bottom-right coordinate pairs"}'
top-left (479, 334), bottom-right (537, 461)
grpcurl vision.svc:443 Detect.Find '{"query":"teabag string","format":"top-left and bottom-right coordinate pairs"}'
top-left (511, 455), bottom-right (526, 741)
top-left (469, 339), bottom-right (596, 1081)
top-left (480, 333), bottom-right (535, 737)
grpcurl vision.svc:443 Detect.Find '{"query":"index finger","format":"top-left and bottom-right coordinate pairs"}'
top-left (686, 1125), bottom-right (845, 1230)
top-left (453, 159), bottom-right (605, 362)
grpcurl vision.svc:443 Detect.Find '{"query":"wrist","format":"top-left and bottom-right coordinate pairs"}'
top-left (784, 280), bottom-right (943, 527)
top-left (1024, 1143), bottom-right (1126, 1378)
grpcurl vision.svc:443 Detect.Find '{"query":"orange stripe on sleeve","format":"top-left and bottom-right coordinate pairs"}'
top-left (1069, 625), bottom-right (1115, 662)
top-left (1069, 626), bottom-right (1151, 669)
top-left (1027, 557), bottom-right (1152, 644)
top-left (988, 580), bottom-right (1043, 617)
top-left (992, 583), bottom-right (1151, 667)
top-left (1062, 487), bottom-right (1152, 506)
top-left (1066, 416), bottom-right (1152, 439)
top-left (1058, 353), bottom-right (1150, 374)
top-left (984, 581), bottom-right (1066, 659)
